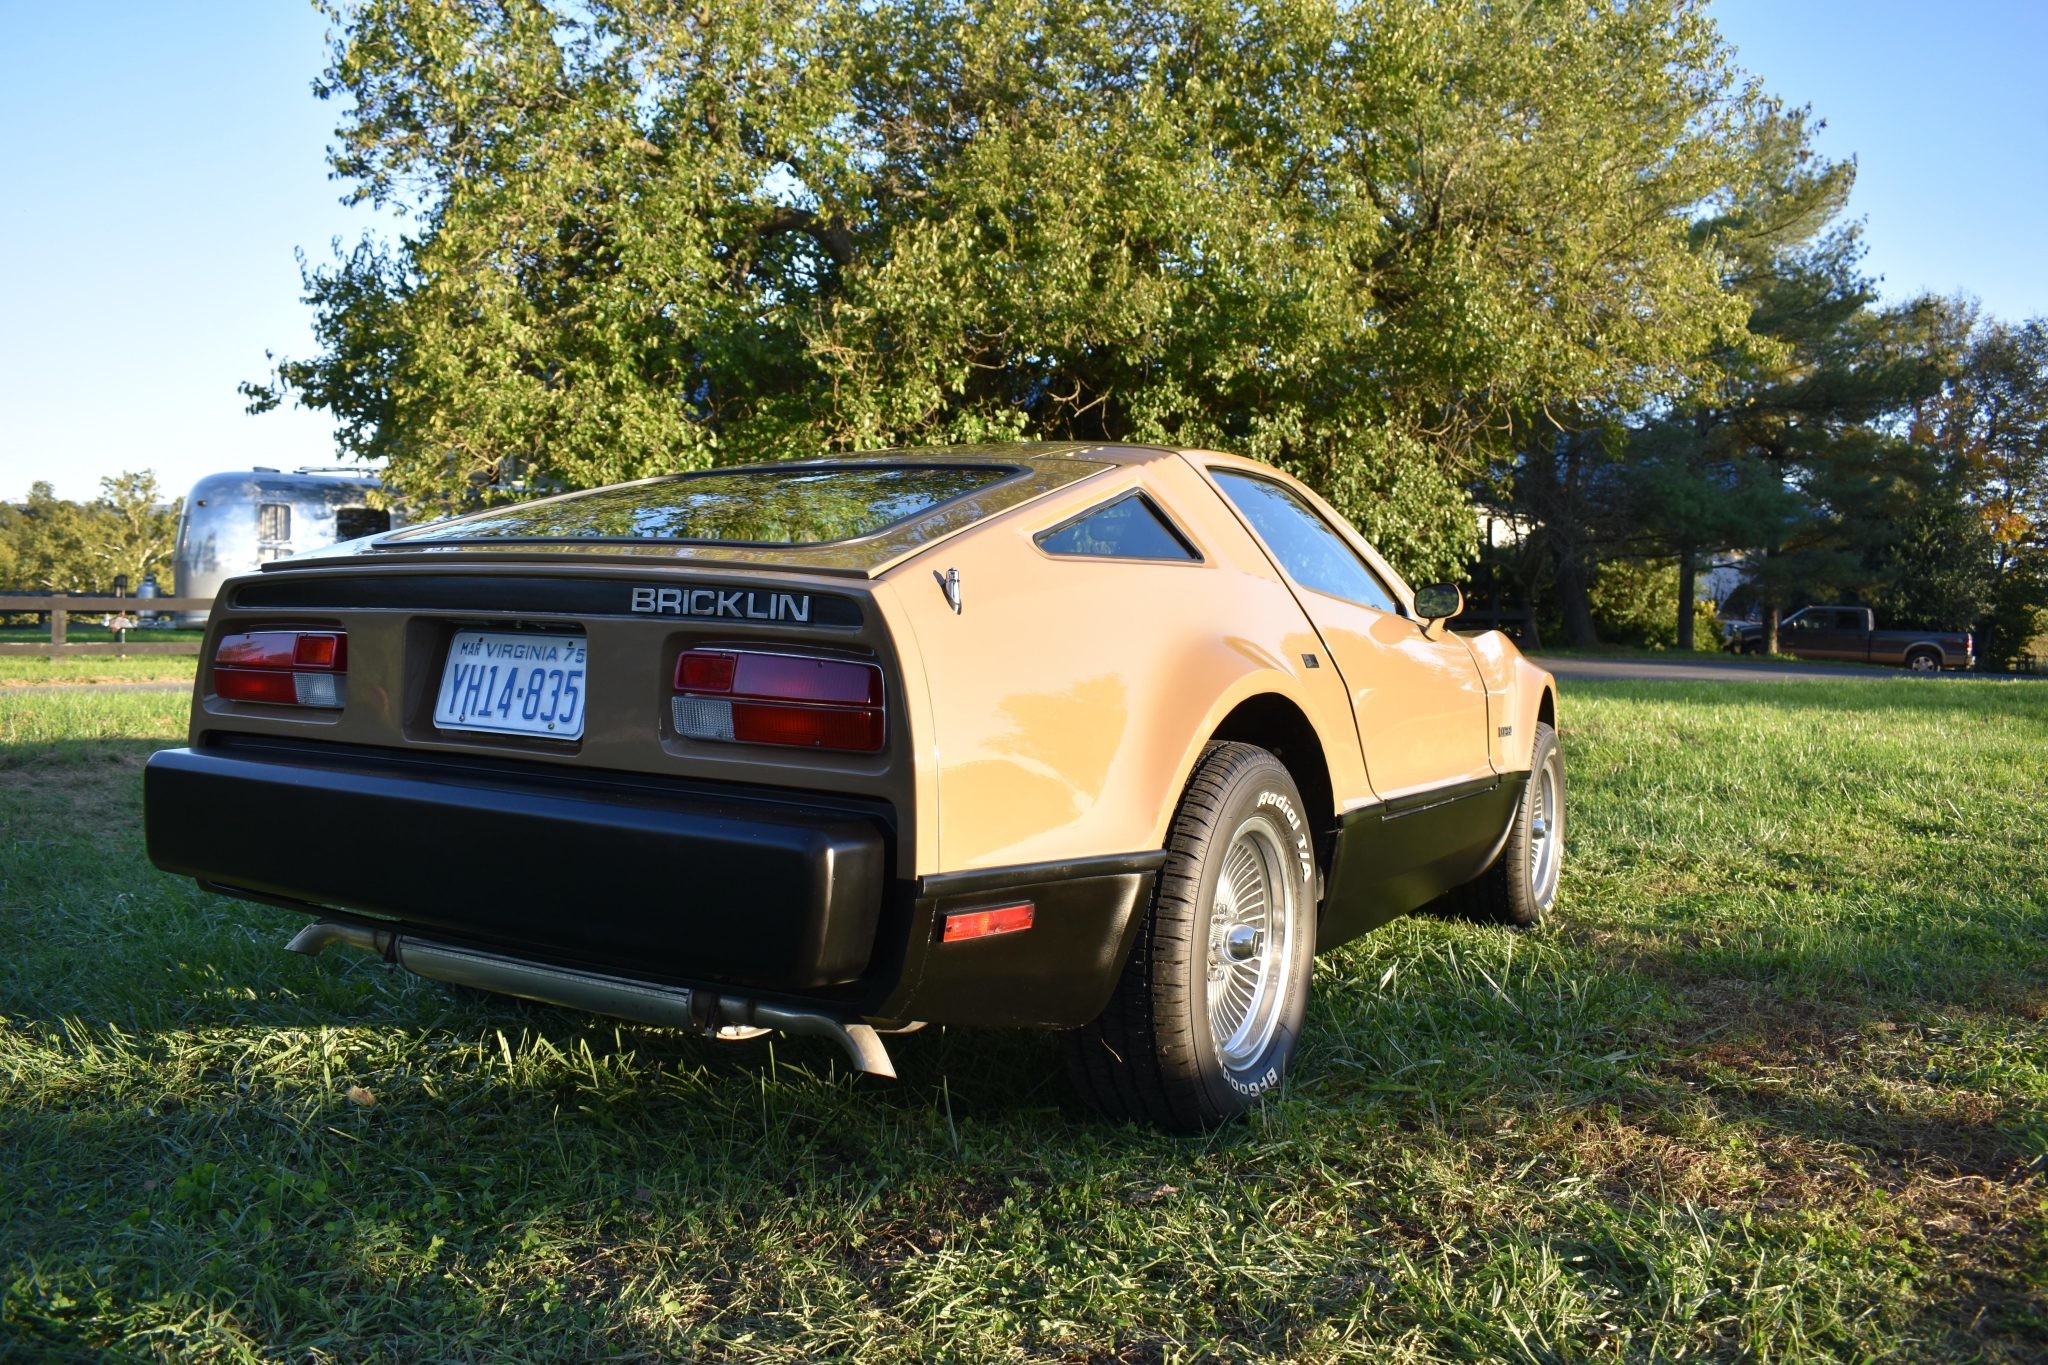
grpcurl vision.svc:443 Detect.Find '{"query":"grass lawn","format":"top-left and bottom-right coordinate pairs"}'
top-left (2, 681), bottom-right (2042, 1361)
top-left (0, 624), bottom-right (203, 687)
top-left (0, 655), bottom-right (198, 687)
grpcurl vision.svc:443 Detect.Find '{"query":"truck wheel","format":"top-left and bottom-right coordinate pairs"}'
top-left (1904, 648), bottom-right (1940, 672)
top-left (1437, 722), bottom-right (1564, 930)
top-left (1064, 742), bottom-right (1316, 1132)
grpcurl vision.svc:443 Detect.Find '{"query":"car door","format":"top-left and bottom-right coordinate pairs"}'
top-left (1779, 608), bottom-right (1828, 659)
top-left (1787, 608), bottom-right (1857, 660)
top-left (1205, 467), bottom-right (1496, 803)
top-left (1827, 608), bottom-right (1873, 660)
top-left (1819, 608), bottom-right (1868, 659)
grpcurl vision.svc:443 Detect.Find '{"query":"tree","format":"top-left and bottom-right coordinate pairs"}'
top-left (1582, 114), bottom-right (1950, 652)
top-left (1493, 101), bottom-right (1852, 648)
top-left (82, 472), bottom-right (182, 594)
top-left (4, 483), bottom-right (95, 592)
top-left (0, 475), bottom-right (181, 595)
top-left (250, 0), bottom-right (1780, 582)
top-left (1912, 317), bottom-right (2048, 664)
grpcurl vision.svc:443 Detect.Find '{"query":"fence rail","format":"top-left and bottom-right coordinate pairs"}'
top-left (0, 595), bottom-right (214, 657)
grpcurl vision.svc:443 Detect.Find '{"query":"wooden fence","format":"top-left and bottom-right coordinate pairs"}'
top-left (0, 595), bottom-right (214, 657)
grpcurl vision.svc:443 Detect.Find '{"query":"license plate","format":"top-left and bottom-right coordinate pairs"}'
top-left (433, 630), bottom-right (588, 739)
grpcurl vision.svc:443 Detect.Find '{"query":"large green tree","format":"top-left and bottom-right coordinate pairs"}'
top-left (1547, 108), bottom-right (1952, 652)
top-left (251, 0), bottom-right (1778, 580)
top-left (1909, 317), bottom-right (2048, 664)
top-left (0, 475), bottom-right (181, 596)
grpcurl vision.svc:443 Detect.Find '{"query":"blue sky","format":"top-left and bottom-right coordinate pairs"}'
top-left (2, 1), bottom-right (2045, 504)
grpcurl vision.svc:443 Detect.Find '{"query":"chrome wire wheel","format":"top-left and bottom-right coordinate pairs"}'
top-left (1204, 813), bottom-right (1298, 1070)
top-left (1528, 755), bottom-right (1564, 906)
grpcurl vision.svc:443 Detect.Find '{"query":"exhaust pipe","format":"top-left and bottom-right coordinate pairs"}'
top-left (287, 921), bottom-right (896, 1079)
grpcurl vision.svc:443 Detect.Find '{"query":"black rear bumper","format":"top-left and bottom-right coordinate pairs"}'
top-left (145, 740), bottom-right (888, 989)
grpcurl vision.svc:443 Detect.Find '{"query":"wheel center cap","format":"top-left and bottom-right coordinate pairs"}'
top-left (1224, 924), bottom-right (1263, 962)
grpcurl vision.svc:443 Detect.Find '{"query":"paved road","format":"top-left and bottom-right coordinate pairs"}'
top-left (1527, 654), bottom-right (2018, 684)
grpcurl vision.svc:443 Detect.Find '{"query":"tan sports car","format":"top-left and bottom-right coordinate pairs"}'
top-left (145, 443), bottom-right (1563, 1130)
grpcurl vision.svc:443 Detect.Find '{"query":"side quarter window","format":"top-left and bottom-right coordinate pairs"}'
top-left (1210, 470), bottom-right (1401, 613)
top-left (1036, 492), bottom-right (1200, 562)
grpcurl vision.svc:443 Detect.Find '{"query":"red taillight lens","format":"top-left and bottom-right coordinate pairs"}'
top-left (676, 650), bottom-right (737, 694)
top-left (293, 632), bottom-right (345, 669)
top-left (941, 902), bottom-right (1035, 943)
top-left (674, 650), bottom-right (883, 706)
top-left (214, 630), bottom-right (347, 708)
top-left (729, 700), bottom-right (885, 751)
top-left (214, 669), bottom-right (303, 704)
top-left (673, 649), bottom-right (884, 752)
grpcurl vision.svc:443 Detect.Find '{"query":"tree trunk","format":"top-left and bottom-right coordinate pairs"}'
top-left (1676, 543), bottom-right (1697, 652)
top-left (1763, 601), bottom-right (1780, 655)
top-left (1556, 553), bottom-right (1600, 647)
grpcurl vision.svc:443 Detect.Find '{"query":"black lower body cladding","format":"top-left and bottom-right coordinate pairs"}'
top-left (145, 736), bottom-right (1171, 1029)
top-left (890, 853), bottom-right (1166, 1028)
top-left (145, 738), bottom-right (888, 989)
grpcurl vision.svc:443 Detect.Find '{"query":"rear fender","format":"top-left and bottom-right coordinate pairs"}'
top-left (1157, 667), bottom-right (1359, 849)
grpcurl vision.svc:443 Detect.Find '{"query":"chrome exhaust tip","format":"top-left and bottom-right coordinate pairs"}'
top-left (287, 920), bottom-right (896, 1079)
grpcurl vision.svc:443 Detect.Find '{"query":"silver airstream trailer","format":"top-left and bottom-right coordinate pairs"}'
top-left (170, 468), bottom-right (397, 626)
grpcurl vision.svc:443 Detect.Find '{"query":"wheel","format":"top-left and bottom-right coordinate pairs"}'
top-left (1904, 648), bottom-right (1940, 672)
top-left (1437, 721), bottom-right (1564, 929)
top-left (1064, 742), bottom-right (1317, 1132)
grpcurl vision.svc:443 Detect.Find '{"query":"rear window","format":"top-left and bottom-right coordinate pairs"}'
top-left (385, 464), bottom-right (1018, 546)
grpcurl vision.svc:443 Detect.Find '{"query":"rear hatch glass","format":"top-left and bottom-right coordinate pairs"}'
top-left (383, 464), bottom-right (1020, 547)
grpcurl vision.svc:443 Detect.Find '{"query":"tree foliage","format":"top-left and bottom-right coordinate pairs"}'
top-left (251, 0), bottom-right (1785, 580)
top-left (0, 475), bottom-right (181, 596)
top-left (1907, 317), bottom-right (2048, 663)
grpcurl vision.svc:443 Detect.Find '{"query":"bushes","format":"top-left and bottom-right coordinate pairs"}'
top-left (1586, 558), bottom-right (1719, 650)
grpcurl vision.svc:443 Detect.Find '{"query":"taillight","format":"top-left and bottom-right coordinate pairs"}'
top-left (214, 630), bottom-right (348, 707)
top-left (672, 648), bottom-right (884, 752)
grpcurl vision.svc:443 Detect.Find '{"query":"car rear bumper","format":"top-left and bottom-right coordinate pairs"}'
top-left (144, 739), bottom-right (888, 990)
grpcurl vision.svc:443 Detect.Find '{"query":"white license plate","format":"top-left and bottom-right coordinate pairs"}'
top-left (433, 630), bottom-right (588, 739)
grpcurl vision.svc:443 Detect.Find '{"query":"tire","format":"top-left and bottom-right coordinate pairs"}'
top-left (1438, 722), bottom-right (1564, 930)
top-left (1064, 742), bottom-right (1317, 1132)
top-left (1904, 648), bottom-right (1940, 673)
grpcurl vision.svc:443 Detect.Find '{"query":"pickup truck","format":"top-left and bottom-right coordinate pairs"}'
top-left (1726, 606), bottom-right (1973, 671)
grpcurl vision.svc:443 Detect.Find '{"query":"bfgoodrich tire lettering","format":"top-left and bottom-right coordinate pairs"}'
top-left (1064, 742), bottom-right (1316, 1131)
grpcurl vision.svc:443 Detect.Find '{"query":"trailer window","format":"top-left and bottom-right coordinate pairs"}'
top-left (335, 507), bottom-right (391, 541)
top-left (386, 463), bottom-right (1022, 546)
top-left (257, 503), bottom-right (291, 542)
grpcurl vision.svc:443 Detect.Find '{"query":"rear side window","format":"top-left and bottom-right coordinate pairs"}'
top-left (257, 503), bottom-right (291, 542)
top-left (1037, 493), bottom-right (1198, 561)
top-left (1211, 470), bottom-right (1400, 613)
top-left (387, 464), bottom-right (1019, 546)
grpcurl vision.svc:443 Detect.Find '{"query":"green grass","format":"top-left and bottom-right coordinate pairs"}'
top-left (1526, 641), bottom-right (1900, 670)
top-left (2, 681), bottom-right (2043, 1361)
top-left (0, 655), bottom-right (198, 686)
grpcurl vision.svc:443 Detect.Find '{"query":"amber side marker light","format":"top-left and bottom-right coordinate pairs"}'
top-left (673, 648), bottom-right (885, 752)
top-left (214, 630), bottom-right (348, 707)
top-left (940, 902), bottom-right (1036, 943)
